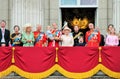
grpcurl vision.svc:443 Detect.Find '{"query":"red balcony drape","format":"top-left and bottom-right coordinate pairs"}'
top-left (0, 47), bottom-right (120, 79)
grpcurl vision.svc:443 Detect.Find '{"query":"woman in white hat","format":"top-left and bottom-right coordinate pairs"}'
top-left (60, 26), bottom-right (74, 47)
top-left (21, 23), bottom-right (35, 47)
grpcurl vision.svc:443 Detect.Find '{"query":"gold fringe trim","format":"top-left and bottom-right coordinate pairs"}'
top-left (12, 47), bottom-right (15, 63)
top-left (1, 64), bottom-right (120, 79)
top-left (100, 64), bottom-right (120, 78)
top-left (12, 65), bottom-right (56, 79)
top-left (0, 66), bottom-right (13, 78)
top-left (0, 65), bottom-right (56, 79)
top-left (56, 64), bottom-right (101, 79)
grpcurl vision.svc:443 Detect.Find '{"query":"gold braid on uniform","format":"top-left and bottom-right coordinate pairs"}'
top-left (73, 32), bottom-right (83, 40)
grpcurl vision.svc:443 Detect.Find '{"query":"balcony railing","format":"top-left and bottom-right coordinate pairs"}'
top-left (0, 47), bottom-right (119, 79)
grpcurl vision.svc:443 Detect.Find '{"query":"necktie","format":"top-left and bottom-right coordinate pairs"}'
top-left (2, 28), bottom-right (5, 33)
top-left (1, 28), bottom-right (5, 42)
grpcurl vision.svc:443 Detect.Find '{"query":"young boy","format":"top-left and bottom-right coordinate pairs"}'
top-left (77, 36), bottom-right (86, 46)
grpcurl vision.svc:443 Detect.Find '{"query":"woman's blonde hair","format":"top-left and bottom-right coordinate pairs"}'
top-left (23, 23), bottom-right (32, 32)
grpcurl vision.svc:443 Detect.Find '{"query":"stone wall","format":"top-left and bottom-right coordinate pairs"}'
top-left (97, 0), bottom-right (113, 35)
top-left (0, 0), bottom-right (9, 29)
top-left (43, 0), bottom-right (60, 30)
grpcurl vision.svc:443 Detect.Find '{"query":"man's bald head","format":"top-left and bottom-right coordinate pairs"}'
top-left (52, 23), bottom-right (58, 29)
top-left (36, 24), bottom-right (42, 32)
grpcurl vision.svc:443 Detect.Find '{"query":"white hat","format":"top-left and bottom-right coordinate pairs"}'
top-left (23, 23), bottom-right (32, 28)
top-left (63, 26), bottom-right (71, 32)
top-left (23, 23), bottom-right (32, 31)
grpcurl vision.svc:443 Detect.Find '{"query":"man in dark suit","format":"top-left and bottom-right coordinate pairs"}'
top-left (0, 20), bottom-right (10, 47)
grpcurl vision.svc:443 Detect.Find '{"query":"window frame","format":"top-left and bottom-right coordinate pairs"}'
top-left (59, 0), bottom-right (98, 8)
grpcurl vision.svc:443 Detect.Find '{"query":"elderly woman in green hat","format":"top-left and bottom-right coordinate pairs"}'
top-left (21, 23), bottom-right (35, 47)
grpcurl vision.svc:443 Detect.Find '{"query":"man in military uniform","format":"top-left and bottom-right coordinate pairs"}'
top-left (47, 23), bottom-right (62, 47)
top-left (73, 26), bottom-right (84, 46)
top-left (33, 24), bottom-right (47, 47)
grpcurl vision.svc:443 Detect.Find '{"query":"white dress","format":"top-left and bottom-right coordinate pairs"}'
top-left (61, 35), bottom-right (74, 47)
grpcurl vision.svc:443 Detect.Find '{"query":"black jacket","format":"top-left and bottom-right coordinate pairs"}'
top-left (0, 29), bottom-right (10, 46)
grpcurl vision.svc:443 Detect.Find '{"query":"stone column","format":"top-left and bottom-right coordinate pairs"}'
top-left (0, 0), bottom-right (9, 29)
top-left (9, 0), bottom-right (44, 32)
top-left (49, 0), bottom-right (60, 28)
top-left (113, 0), bottom-right (120, 33)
